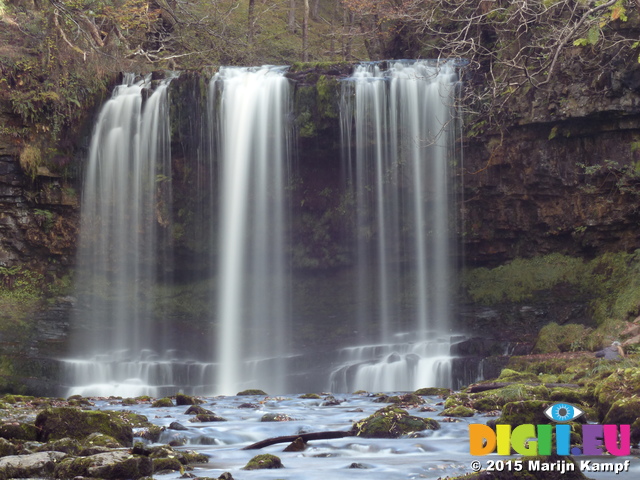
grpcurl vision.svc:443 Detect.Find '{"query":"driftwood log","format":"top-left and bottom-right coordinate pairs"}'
top-left (243, 430), bottom-right (355, 450)
top-left (466, 382), bottom-right (580, 393)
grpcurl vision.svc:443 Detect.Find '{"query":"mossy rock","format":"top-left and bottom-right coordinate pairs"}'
top-left (189, 413), bottom-right (227, 422)
top-left (0, 422), bottom-right (38, 441)
top-left (122, 398), bottom-right (138, 406)
top-left (35, 437), bottom-right (82, 455)
top-left (471, 396), bottom-right (500, 412)
top-left (152, 457), bottom-right (183, 473)
top-left (237, 389), bottom-right (268, 396)
top-left (548, 387), bottom-right (590, 405)
top-left (242, 453), bottom-right (283, 470)
top-left (137, 425), bottom-right (164, 443)
top-left (593, 368), bottom-right (640, 420)
top-left (496, 400), bottom-right (552, 427)
top-left (444, 393), bottom-right (470, 409)
top-left (299, 393), bottom-right (321, 399)
top-left (440, 406), bottom-right (475, 417)
top-left (54, 450), bottom-right (152, 479)
top-left (176, 393), bottom-right (202, 406)
top-left (261, 413), bottom-right (294, 422)
top-left (375, 393), bottom-right (425, 405)
top-left (351, 406), bottom-right (440, 438)
top-left (463, 384), bottom-right (551, 413)
top-left (85, 432), bottom-right (123, 448)
top-left (414, 387), bottom-right (451, 397)
top-left (35, 407), bottom-right (134, 446)
top-left (184, 405), bottom-right (214, 415)
top-left (631, 417), bottom-right (640, 446)
top-left (151, 397), bottom-right (174, 408)
top-left (0, 437), bottom-right (17, 457)
top-left (497, 368), bottom-right (540, 383)
top-left (181, 450), bottom-right (209, 464)
top-left (603, 397), bottom-right (640, 425)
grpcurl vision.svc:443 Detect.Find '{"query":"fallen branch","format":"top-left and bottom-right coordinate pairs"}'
top-left (466, 382), bottom-right (580, 394)
top-left (243, 430), bottom-right (354, 450)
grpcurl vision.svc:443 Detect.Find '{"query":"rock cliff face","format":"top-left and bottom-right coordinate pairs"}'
top-left (462, 60), bottom-right (640, 266)
top-left (2, 58), bottom-right (640, 393)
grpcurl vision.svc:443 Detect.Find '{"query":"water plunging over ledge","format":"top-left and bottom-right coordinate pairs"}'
top-left (63, 61), bottom-right (462, 396)
top-left (330, 60), bottom-right (460, 392)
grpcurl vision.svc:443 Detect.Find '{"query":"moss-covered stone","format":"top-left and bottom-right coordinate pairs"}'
top-left (261, 413), bottom-right (294, 422)
top-left (440, 406), bottom-right (476, 417)
top-left (54, 450), bottom-right (152, 479)
top-left (237, 389), bottom-right (268, 396)
top-left (299, 393), bottom-right (321, 399)
top-left (593, 368), bottom-right (640, 421)
top-left (242, 453), bottom-right (283, 470)
top-left (85, 432), bottom-right (123, 448)
top-left (184, 405), bottom-right (214, 415)
top-left (176, 393), bottom-right (202, 406)
top-left (35, 407), bottom-right (133, 446)
top-left (151, 397), bottom-right (174, 408)
top-left (189, 413), bottom-right (227, 422)
top-left (374, 393), bottom-right (425, 406)
top-left (35, 437), bottom-right (82, 455)
top-left (137, 425), bottom-right (164, 443)
top-left (548, 387), bottom-right (589, 405)
top-left (414, 387), bottom-right (452, 397)
top-left (181, 450), bottom-right (209, 464)
top-left (497, 368), bottom-right (541, 383)
top-left (0, 422), bottom-right (38, 441)
top-left (496, 401), bottom-right (552, 428)
top-left (152, 457), bottom-right (183, 473)
top-left (351, 406), bottom-right (440, 438)
top-left (0, 437), bottom-right (17, 457)
top-left (603, 397), bottom-right (640, 425)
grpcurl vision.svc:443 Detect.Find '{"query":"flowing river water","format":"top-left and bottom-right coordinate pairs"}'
top-left (91, 392), bottom-right (637, 480)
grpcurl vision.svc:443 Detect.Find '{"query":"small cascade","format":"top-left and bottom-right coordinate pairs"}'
top-left (329, 335), bottom-right (453, 393)
top-left (211, 67), bottom-right (292, 395)
top-left (333, 60), bottom-right (460, 392)
top-left (64, 74), bottom-right (184, 397)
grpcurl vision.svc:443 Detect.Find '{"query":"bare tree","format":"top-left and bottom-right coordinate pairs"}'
top-left (342, 0), bottom-right (638, 128)
top-left (289, 0), bottom-right (296, 32)
top-left (302, 0), bottom-right (309, 61)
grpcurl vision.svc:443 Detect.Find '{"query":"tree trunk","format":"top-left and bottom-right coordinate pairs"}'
top-left (243, 431), bottom-right (354, 450)
top-left (248, 0), bottom-right (256, 45)
top-left (288, 0), bottom-right (296, 33)
top-left (302, 0), bottom-right (309, 61)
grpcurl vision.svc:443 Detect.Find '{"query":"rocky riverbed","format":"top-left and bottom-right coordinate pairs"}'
top-left (0, 353), bottom-right (639, 479)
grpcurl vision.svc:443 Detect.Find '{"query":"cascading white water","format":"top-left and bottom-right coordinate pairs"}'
top-left (64, 74), bottom-right (187, 397)
top-left (331, 60), bottom-right (459, 392)
top-left (211, 67), bottom-right (292, 395)
top-left (63, 62), bottom-right (461, 397)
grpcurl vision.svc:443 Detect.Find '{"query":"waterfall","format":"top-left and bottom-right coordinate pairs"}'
top-left (330, 60), bottom-right (459, 392)
top-left (63, 74), bottom-right (181, 397)
top-left (63, 62), bottom-right (460, 397)
top-left (211, 67), bottom-right (292, 395)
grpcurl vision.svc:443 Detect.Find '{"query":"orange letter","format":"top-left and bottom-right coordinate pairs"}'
top-left (469, 424), bottom-right (496, 456)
